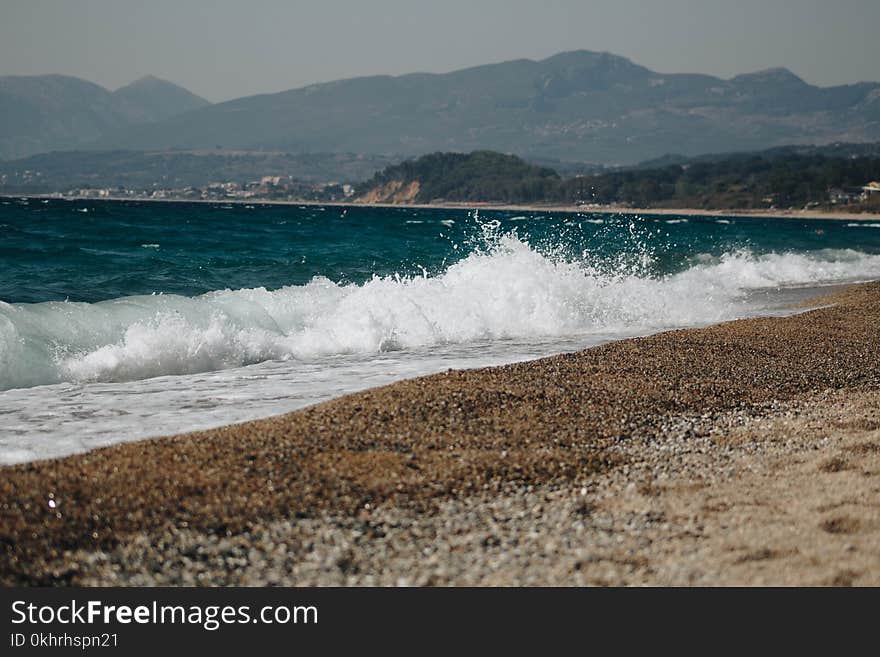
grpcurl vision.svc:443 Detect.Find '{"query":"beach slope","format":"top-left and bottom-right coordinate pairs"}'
top-left (1, 284), bottom-right (879, 585)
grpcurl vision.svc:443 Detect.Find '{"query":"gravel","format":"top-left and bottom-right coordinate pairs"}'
top-left (2, 283), bottom-right (879, 586)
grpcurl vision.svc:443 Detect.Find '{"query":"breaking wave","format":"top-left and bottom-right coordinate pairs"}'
top-left (2, 233), bottom-right (879, 390)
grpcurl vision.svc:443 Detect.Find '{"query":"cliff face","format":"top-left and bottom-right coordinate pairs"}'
top-left (357, 180), bottom-right (421, 204)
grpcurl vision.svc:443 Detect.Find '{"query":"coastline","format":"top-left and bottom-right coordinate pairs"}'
top-left (8, 193), bottom-right (880, 222)
top-left (1, 282), bottom-right (879, 585)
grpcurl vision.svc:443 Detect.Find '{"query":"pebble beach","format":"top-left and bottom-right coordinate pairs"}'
top-left (2, 283), bottom-right (879, 586)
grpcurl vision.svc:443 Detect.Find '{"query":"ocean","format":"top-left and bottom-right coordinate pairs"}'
top-left (2, 197), bottom-right (880, 465)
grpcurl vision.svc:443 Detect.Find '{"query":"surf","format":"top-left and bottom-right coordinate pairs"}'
top-left (2, 232), bottom-right (879, 391)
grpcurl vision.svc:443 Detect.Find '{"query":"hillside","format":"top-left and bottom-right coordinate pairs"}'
top-left (109, 75), bottom-right (210, 124)
top-left (629, 141), bottom-right (880, 171)
top-left (356, 148), bottom-right (880, 212)
top-left (0, 75), bottom-right (210, 160)
top-left (91, 50), bottom-right (880, 165)
top-left (356, 151), bottom-right (559, 203)
top-left (559, 153), bottom-right (880, 210)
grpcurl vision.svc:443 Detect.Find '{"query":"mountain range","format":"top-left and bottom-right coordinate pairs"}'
top-left (2, 50), bottom-right (880, 165)
top-left (0, 74), bottom-right (209, 160)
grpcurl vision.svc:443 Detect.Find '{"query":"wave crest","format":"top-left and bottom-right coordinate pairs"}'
top-left (2, 235), bottom-right (879, 390)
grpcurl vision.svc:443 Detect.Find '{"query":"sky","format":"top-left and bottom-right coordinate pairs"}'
top-left (1, 0), bottom-right (878, 102)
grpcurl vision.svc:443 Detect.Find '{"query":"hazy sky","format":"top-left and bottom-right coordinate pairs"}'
top-left (2, 0), bottom-right (878, 102)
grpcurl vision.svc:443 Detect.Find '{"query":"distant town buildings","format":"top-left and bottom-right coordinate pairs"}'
top-left (23, 176), bottom-right (359, 204)
top-left (828, 183), bottom-right (880, 205)
top-left (828, 187), bottom-right (862, 204)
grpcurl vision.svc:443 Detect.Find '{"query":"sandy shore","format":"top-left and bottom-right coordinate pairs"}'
top-left (1, 283), bottom-right (879, 585)
top-left (13, 193), bottom-right (880, 221)
top-left (368, 201), bottom-right (880, 222)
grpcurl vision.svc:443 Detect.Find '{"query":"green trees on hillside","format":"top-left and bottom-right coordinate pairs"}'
top-left (556, 155), bottom-right (880, 208)
top-left (357, 151), bottom-right (560, 203)
top-left (360, 149), bottom-right (880, 209)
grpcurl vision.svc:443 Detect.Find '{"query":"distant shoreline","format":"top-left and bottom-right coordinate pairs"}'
top-left (6, 193), bottom-right (880, 221)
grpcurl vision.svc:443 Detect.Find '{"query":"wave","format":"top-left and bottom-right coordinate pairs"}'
top-left (1, 234), bottom-right (879, 390)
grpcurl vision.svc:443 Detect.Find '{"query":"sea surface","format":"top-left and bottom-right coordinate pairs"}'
top-left (2, 197), bottom-right (880, 464)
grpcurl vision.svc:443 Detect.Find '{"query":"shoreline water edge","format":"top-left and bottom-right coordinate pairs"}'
top-left (6, 193), bottom-right (880, 222)
top-left (1, 282), bottom-right (878, 586)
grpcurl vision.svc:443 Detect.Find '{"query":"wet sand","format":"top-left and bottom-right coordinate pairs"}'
top-left (1, 283), bottom-right (879, 585)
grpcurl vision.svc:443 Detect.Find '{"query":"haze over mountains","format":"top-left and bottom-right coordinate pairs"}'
top-left (2, 50), bottom-right (880, 167)
top-left (0, 74), bottom-right (209, 160)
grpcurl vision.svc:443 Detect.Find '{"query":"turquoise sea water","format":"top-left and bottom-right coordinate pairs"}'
top-left (2, 197), bottom-right (880, 463)
top-left (4, 199), bottom-right (880, 304)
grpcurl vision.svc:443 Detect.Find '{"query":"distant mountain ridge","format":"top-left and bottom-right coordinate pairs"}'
top-left (0, 74), bottom-right (209, 159)
top-left (110, 75), bottom-right (210, 124)
top-left (90, 50), bottom-right (880, 164)
top-left (4, 50), bottom-right (880, 165)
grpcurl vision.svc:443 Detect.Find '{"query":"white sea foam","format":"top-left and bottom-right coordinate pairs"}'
top-left (2, 235), bottom-right (879, 392)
